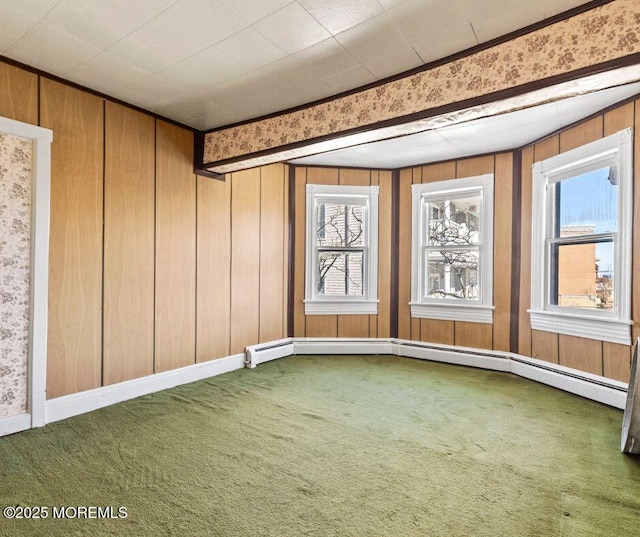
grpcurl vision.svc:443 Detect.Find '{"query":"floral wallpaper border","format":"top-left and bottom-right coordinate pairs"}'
top-left (204, 0), bottom-right (640, 166)
top-left (0, 133), bottom-right (32, 419)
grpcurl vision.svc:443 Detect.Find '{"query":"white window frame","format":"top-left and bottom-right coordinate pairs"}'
top-left (410, 174), bottom-right (494, 323)
top-left (529, 128), bottom-right (633, 345)
top-left (304, 184), bottom-right (379, 315)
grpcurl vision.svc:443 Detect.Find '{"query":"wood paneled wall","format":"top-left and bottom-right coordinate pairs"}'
top-left (0, 60), bottom-right (288, 399)
top-left (518, 102), bottom-right (639, 382)
top-left (292, 166), bottom-right (393, 338)
top-left (397, 154), bottom-right (513, 352)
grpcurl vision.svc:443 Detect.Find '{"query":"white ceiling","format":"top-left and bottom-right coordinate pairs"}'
top-left (0, 0), bottom-right (592, 130)
top-left (289, 82), bottom-right (640, 169)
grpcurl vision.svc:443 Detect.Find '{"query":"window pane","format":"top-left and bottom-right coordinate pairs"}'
top-left (556, 167), bottom-right (617, 237)
top-left (317, 203), bottom-right (365, 248)
top-left (552, 241), bottom-right (614, 311)
top-left (317, 251), bottom-right (363, 296)
top-left (426, 196), bottom-right (480, 246)
top-left (425, 249), bottom-right (479, 300)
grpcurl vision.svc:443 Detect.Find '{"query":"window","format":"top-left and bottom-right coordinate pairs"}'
top-left (410, 174), bottom-right (494, 323)
top-left (530, 128), bottom-right (633, 345)
top-left (305, 184), bottom-right (379, 314)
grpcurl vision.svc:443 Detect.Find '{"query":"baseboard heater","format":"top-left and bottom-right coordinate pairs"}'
top-left (7, 337), bottom-right (626, 438)
top-left (247, 337), bottom-right (628, 410)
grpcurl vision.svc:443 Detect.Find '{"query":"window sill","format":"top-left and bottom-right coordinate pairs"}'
top-left (528, 309), bottom-right (631, 345)
top-left (409, 302), bottom-right (493, 324)
top-left (304, 299), bottom-right (378, 315)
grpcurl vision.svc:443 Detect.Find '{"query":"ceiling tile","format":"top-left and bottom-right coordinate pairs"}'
top-left (129, 0), bottom-right (246, 64)
top-left (455, 0), bottom-right (524, 22)
top-left (254, 2), bottom-right (331, 54)
top-left (4, 39), bottom-right (79, 75)
top-left (0, 5), bottom-right (41, 46)
top-left (540, 0), bottom-right (591, 18)
top-left (124, 75), bottom-right (191, 105)
top-left (335, 12), bottom-right (410, 63)
top-left (65, 65), bottom-right (130, 95)
top-left (107, 35), bottom-right (179, 73)
top-left (300, 0), bottom-right (385, 35)
top-left (322, 65), bottom-right (376, 94)
top-left (378, 0), bottom-right (409, 7)
top-left (215, 28), bottom-right (286, 71)
top-left (176, 45), bottom-right (247, 84)
top-left (153, 59), bottom-right (244, 95)
top-left (41, 0), bottom-right (178, 50)
top-left (386, 0), bottom-right (467, 45)
top-left (412, 22), bottom-right (478, 64)
top-left (281, 38), bottom-right (360, 82)
top-left (0, 0), bottom-right (59, 20)
top-left (364, 47), bottom-right (422, 79)
top-left (82, 52), bottom-right (153, 84)
top-left (217, 0), bottom-right (292, 24)
top-left (470, 3), bottom-right (545, 43)
top-left (12, 21), bottom-right (102, 66)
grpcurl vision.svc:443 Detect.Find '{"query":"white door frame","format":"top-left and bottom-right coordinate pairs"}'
top-left (0, 116), bottom-right (52, 436)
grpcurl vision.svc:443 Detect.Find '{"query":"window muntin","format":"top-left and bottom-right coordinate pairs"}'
top-left (305, 185), bottom-right (378, 315)
top-left (529, 128), bottom-right (632, 345)
top-left (423, 193), bottom-right (481, 301)
top-left (411, 175), bottom-right (494, 323)
top-left (316, 201), bottom-right (365, 297)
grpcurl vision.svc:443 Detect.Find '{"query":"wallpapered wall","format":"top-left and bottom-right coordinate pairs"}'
top-left (0, 133), bottom-right (32, 418)
top-left (203, 0), bottom-right (640, 165)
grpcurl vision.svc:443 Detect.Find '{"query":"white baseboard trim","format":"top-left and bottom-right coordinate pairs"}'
top-left (0, 412), bottom-right (31, 437)
top-left (22, 336), bottom-right (629, 433)
top-left (45, 354), bottom-right (245, 424)
top-left (246, 338), bottom-right (294, 368)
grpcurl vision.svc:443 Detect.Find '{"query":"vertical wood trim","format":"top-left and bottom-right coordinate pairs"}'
top-left (422, 161), bottom-right (456, 183)
top-left (455, 322), bottom-right (492, 350)
top-left (603, 342), bottom-right (631, 383)
top-left (284, 165), bottom-right (291, 337)
top-left (103, 102), bottom-right (155, 384)
top-left (558, 335), bottom-right (603, 376)
top-left (397, 169), bottom-right (412, 340)
top-left (531, 330), bottom-right (559, 364)
top-left (603, 101), bottom-right (635, 135)
top-left (410, 167), bottom-right (422, 341)
top-left (293, 167), bottom-right (307, 337)
top-left (196, 174), bottom-right (231, 361)
top-left (455, 155), bottom-right (494, 178)
top-left (338, 167), bottom-right (371, 186)
top-left (390, 170), bottom-right (400, 338)
top-left (0, 62), bottom-right (38, 124)
top-left (510, 149), bottom-right (522, 353)
top-left (518, 147), bottom-right (534, 356)
top-left (559, 116), bottom-right (603, 153)
top-left (154, 121), bottom-right (196, 373)
top-left (377, 170), bottom-right (392, 338)
top-left (230, 168), bottom-right (261, 353)
top-left (337, 315), bottom-right (370, 338)
top-left (41, 80), bottom-right (104, 399)
top-left (305, 315), bottom-right (338, 337)
top-left (260, 164), bottom-right (286, 342)
top-left (493, 152), bottom-right (513, 352)
top-left (420, 319), bottom-right (454, 345)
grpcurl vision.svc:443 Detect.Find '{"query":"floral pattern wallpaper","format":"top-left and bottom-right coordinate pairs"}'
top-left (0, 133), bottom-right (32, 419)
top-left (204, 0), bottom-right (640, 165)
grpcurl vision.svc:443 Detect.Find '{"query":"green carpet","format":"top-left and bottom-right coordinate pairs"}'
top-left (1, 355), bottom-right (638, 536)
